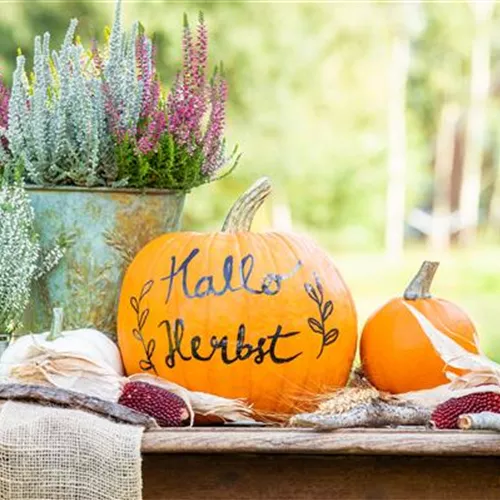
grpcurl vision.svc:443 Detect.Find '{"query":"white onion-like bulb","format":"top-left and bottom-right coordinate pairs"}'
top-left (0, 309), bottom-right (125, 400)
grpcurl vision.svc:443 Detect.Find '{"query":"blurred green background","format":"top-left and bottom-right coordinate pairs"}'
top-left (1, 0), bottom-right (500, 357)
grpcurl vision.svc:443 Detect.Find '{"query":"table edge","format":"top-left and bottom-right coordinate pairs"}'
top-left (141, 427), bottom-right (500, 456)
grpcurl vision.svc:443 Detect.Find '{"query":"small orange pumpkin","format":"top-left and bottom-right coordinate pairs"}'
top-left (117, 178), bottom-right (357, 416)
top-left (360, 261), bottom-right (479, 394)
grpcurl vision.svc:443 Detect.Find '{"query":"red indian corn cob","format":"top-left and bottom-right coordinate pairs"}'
top-left (431, 392), bottom-right (500, 429)
top-left (119, 381), bottom-right (190, 427)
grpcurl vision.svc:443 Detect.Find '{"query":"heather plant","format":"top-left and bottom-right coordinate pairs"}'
top-left (0, 0), bottom-right (239, 191)
top-left (113, 13), bottom-right (240, 190)
top-left (0, 183), bottom-right (65, 337)
top-left (0, 9), bottom-right (144, 186)
top-left (1, 21), bottom-right (114, 186)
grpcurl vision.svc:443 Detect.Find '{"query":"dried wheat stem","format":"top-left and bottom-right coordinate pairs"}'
top-left (457, 412), bottom-right (500, 431)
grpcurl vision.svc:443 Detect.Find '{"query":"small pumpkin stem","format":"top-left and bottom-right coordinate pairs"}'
top-left (403, 261), bottom-right (440, 300)
top-left (47, 308), bottom-right (64, 341)
top-left (221, 177), bottom-right (272, 233)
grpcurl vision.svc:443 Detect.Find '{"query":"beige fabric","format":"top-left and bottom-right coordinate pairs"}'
top-left (0, 401), bottom-right (144, 500)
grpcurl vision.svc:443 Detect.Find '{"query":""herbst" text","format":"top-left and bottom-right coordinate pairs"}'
top-left (159, 318), bottom-right (303, 368)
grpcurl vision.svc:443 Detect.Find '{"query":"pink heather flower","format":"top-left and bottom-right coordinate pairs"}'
top-left (137, 110), bottom-right (166, 155)
top-left (167, 71), bottom-right (205, 151)
top-left (131, 33), bottom-right (166, 151)
top-left (194, 12), bottom-right (208, 94)
top-left (0, 75), bottom-right (9, 130)
top-left (162, 13), bottom-right (235, 179)
top-left (103, 79), bottom-right (124, 140)
top-left (137, 34), bottom-right (156, 120)
top-left (182, 14), bottom-right (195, 89)
top-left (0, 74), bottom-right (10, 151)
top-left (202, 72), bottom-right (228, 175)
top-left (167, 13), bottom-right (222, 158)
top-left (91, 43), bottom-right (125, 140)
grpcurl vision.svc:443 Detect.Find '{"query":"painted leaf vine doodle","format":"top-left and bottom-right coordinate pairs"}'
top-left (130, 280), bottom-right (158, 374)
top-left (305, 273), bottom-right (340, 358)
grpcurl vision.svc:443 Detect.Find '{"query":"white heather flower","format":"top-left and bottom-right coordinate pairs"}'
top-left (4, 0), bottom-right (148, 187)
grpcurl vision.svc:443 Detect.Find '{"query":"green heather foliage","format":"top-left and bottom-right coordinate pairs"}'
top-left (115, 133), bottom-right (207, 190)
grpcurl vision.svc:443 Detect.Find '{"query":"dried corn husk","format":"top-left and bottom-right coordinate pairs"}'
top-left (1, 309), bottom-right (125, 401)
top-left (9, 363), bottom-right (255, 423)
top-left (9, 349), bottom-right (124, 401)
top-left (396, 303), bottom-right (500, 408)
top-left (398, 383), bottom-right (500, 409)
top-left (4, 311), bottom-right (255, 423)
top-left (127, 373), bottom-right (255, 423)
top-left (403, 303), bottom-right (498, 375)
top-left (457, 412), bottom-right (500, 431)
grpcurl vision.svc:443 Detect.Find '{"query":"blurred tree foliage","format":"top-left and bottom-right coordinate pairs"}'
top-left (1, 1), bottom-right (499, 251)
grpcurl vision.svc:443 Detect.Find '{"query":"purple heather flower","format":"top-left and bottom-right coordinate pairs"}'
top-left (103, 81), bottom-right (125, 140)
top-left (137, 34), bottom-right (156, 120)
top-left (134, 34), bottom-right (166, 150)
top-left (202, 72), bottom-right (228, 175)
top-left (137, 110), bottom-right (166, 155)
top-left (167, 15), bottom-right (208, 148)
top-left (0, 74), bottom-right (10, 151)
top-left (0, 75), bottom-right (9, 130)
top-left (91, 43), bottom-right (125, 140)
top-left (167, 71), bottom-right (205, 150)
top-left (166, 12), bottom-right (230, 171)
top-left (194, 12), bottom-right (208, 95)
top-left (182, 14), bottom-right (195, 89)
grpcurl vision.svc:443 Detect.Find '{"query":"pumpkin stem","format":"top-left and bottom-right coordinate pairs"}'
top-left (47, 308), bottom-right (64, 341)
top-left (403, 261), bottom-right (440, 300)
top-left (221, 177), bottom-right (272, 233)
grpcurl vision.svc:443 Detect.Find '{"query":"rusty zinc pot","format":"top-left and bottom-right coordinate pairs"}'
top-left (24, 186), bottom-right (186, 337)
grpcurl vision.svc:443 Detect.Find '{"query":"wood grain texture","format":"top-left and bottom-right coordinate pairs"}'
top-left (142, 454), bottom-right (500, 499)
top-left (142, 427), bottom-right (500, 456)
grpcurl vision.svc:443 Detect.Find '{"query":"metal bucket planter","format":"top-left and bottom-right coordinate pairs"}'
top-left (24, 186), bottom-right (186, 337)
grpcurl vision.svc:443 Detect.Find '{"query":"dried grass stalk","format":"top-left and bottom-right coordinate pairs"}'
top-left (315, 386), bottom-right (381, 415)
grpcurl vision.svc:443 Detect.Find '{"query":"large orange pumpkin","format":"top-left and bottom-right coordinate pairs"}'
top-left (360, 261), bottom-right (478, 394)
top-left (117, 178), bottom-right (357, 416)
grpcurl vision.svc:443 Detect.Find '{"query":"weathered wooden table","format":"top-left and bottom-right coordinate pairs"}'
top-left (141, 427), bottom-right (500, 499)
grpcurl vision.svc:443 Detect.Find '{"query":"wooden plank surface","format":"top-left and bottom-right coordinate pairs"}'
top-left (142, 427), bottom-right (500, 456)
top-left (142, 454), bottom-right (500, 499)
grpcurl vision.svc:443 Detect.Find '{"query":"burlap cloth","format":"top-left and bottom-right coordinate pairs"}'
top-left (0, 401), bottom-right (144, 500)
